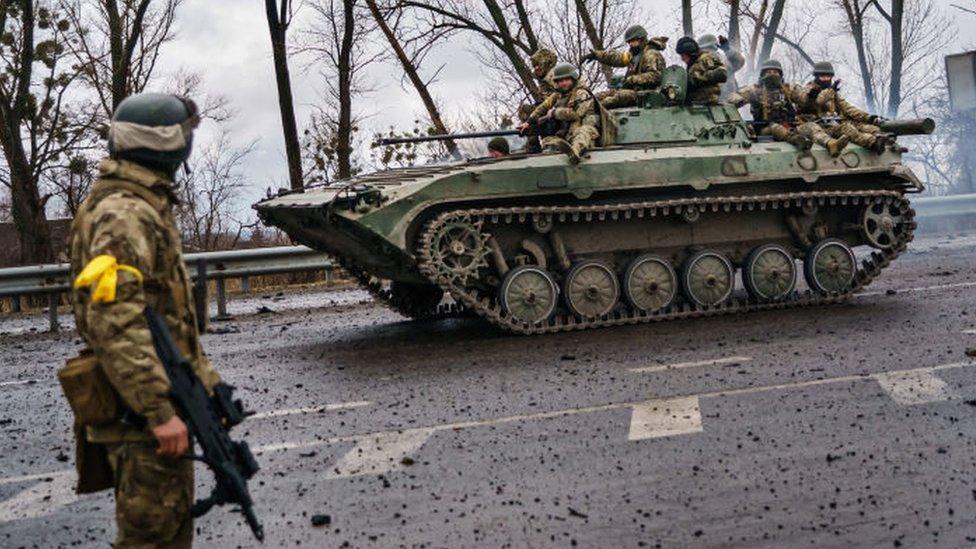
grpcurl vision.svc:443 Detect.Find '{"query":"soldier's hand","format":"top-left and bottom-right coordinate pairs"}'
top-left (581, 51), bottom-right (596, 64)
top-left (153, 415), bottom-right (190, 457)
top-left (718, 35), bottom-right (730, 50)
top-left (870, 114), bottom-right (889, 125)
top-left (832, 78), bottom-right (842, 91)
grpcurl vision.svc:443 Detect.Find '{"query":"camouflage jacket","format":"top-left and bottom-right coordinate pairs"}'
top-left (686, 51), bottom-right (728, 105)
top-left (538, 68), bottom-right (558, 98)
top-left (70, 159), bottom-right (220, 442)
top-left (727, 83), bottom-right (804, 124)
top-left (793, 82), bottom-right (872, 124)
top-left (592, 37), bottom-right (668, 90)
top-left (529, 83), bottom-right (598, 135)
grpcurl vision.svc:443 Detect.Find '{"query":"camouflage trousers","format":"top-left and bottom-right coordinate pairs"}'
top-left (595, 89), bottom-right (639, 109)
top-left (543, 125), bottom-right (599, 157)
top-left (759, 123), bottom-right (794, 142)
top-left (828, 121), bottom-right (880, 148)
top-left (796, 122), bottom-right (838, 148)
top-left (106, 442), bottom-right (194, 548)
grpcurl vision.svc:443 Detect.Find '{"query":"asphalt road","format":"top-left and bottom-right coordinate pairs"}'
top-left (2, 232), bottom-right (976, 548)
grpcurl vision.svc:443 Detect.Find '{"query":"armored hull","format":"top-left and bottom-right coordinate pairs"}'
top-left (255, 103), bottom-right (924, 334)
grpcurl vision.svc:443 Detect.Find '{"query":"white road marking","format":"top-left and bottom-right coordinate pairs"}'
top-left (630, 356), bottom-right (752, 374)
top-left (0, 471), bottom-right (76, 523)
top-left (250, 400), bottom-right (371, 420)
top-left (0, 379), bottom-right (41, 388)
top-left (628, 397), bottom-right (702, 440)
top-left (325, 430), bottom-right (433, 479)
top-left (963, 329), bottom-right (976, 335)
top-left (858, 281), bottom-right (976, 298)
top-left (874, 369), bottom-right (959, 405)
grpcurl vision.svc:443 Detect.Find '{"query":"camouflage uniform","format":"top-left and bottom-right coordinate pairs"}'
top-left (518, 49), bottom-right (559, 122)
top-left (794, 83), bottom-right (881, 149)
top-left (592, 37), bottom-right (668, 108)
top-left (686, 51), bottom-right (728, 105)
top-left (727, 83), bottom-right (813, 145)
top-left (529, 82), bottom-right (599, 161)
top-left (70, 158), bottom-right (221, 548)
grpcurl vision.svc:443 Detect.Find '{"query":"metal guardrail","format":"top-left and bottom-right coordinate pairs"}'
top-left (0, 245), bottom-right (334, 332)
top-left (1, 193), bottom-right (974, 333)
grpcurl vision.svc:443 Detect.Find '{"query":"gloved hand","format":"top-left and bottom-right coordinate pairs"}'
top-left (718, 35), bottom-right (730, 51)
top-left (831, 78), bottom-right (842, 91)
top-left (580, 51), bottom-right (597, 64)
top-left (869, 114), bottom-right (889, 125)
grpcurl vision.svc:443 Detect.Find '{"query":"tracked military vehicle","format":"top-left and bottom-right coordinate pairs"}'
top-left (254, 66), bottom-right (933, 335)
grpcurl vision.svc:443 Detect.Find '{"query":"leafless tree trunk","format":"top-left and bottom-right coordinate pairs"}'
top-left (334, 0), bottom-right (355, 179)
top-left (728, 0), bottom-right (741, 48)
top-left (265, 0), bottom-right (305, 191)
top-left (756, 0), bottom-right (785, 66)
top-left (574, 0), bottom-right (613, 83)
top-left (839, 0), bottom-right (879, 113)
top-left (366, 0), bottom-right (458, 158)
top-left (874, 0), bottom-right (905, 117)
top-left (682, 0), bottom-right (693, 36)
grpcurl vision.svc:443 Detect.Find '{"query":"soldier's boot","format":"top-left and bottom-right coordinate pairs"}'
top-left (554, 138), bottom-right (581, 164)
top-left (826, 135), bottom-right (850, 157)
top-left (541, 136), bottom-right (568, 153)
top-left (786, 133), bottom-right (813, 151)
top-left (867, 135), bottom-right (886, 154)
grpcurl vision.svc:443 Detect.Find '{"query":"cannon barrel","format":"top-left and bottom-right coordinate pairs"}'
top-left (878, 118), bottom-right (935, 136)
top-left (378, 129), bottom-right (519, 146)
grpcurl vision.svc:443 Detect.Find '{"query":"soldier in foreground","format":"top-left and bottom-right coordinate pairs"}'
top-left (675, 36), bottom-right (728, 105)
top-left (795, 62), bottom-right (891, 154)
top-left (581, 25), bottom-right (668, 108)
top-left (519, 63), bottom-right (599, 164)
top-left (698, 33), bottom-right (745, 101)
top-left (68, 93), bottom-right (221, 548)
top-left (726, 59), bottom-right (814, 151)
top-left (518, 48), bottom-right (559, 153)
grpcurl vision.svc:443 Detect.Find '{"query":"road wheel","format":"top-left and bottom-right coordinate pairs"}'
top-left (563, 261), bottom-right (620, 319)
top-left (623, 254), bottom-right (677, 313)
top-left (804, 239), bottom-right (856, 294)
top-left (682, 250), bottom-right (734, 308)
top-left (499, 265), bottom-right (559, 325)
top-left (743, 244), bottom-right (797, 302)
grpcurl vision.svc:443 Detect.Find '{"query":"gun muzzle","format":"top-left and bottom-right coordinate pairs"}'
top-left (878, 118), bottom-right (935, 136)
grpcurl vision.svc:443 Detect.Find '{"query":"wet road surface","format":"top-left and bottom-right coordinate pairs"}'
top-left (2, 233), bottom-right (976, 548)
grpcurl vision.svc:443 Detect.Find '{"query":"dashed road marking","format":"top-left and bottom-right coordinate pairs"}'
top-left (874, 369), bottom-right (959, 405)
top-left (628, 397), bottom-right (702, 440)
top-left (0, 379), bottom-right (41, 388)
top-left (325, 430), bottom-right (433, 478)
top-left (0, 471), bottom-right (75, 523)
top-left (250, 400), bottom-right (371, 420)
top-left (630, 356), bottom-right (752, 374)
top-left (963, 329), bottom-right (976, 335)
top-left (858, 281), bottom-right (976, 298)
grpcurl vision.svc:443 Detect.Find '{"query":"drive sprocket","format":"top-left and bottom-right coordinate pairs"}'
top-left (428, 217), bottom-right (491, 286)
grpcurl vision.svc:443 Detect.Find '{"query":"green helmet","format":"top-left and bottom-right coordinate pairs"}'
top-left (487, 136), bottom-right (510, 155)
top-left (813, 61), bottom-right (835, 76)
top-left (624, 25), bottom-right (648, 42)
top-left (552, 62), bottom-right (580, 82)
top-left (760, 59), bottom-right (784, 74)
top-left (675, 36), bottom-right (700, 56)
top-left (698, 34), bottom-right (718, 52)
top-left (108, 93), bottom-right (199, 175)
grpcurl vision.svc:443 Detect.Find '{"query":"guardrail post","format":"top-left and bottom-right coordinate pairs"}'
top-left (48, 293), bottom-right (60, 332)
top-left (324, 267), bottom-right (333, 285)
top-left (240, 276), bottom-right (250, 294)
top-left (215, 278), bottom-right (229, 320)
top-left (11, 295), bottom-right (21, 313)
top-left (194, 258), bottom-right (208, 333)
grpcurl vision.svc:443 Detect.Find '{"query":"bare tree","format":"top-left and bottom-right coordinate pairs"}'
top-left (265, 0), bottom-right (304, 191)
top-left (0, 2), bottom-right (95, 264)
top-left (176, 129), bottom-right (257, 252)
top-left (682, 0), bottom-right (694, 36)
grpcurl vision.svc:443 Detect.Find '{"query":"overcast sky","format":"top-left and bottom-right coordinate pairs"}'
top-left (157, 1), bottom-right (976, 203)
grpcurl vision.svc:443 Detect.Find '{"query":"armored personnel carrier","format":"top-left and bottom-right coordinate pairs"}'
top-left (254, 67), bottom-right (932, 335)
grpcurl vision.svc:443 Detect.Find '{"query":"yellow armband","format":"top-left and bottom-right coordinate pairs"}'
top-left (73, 255), bottom-right (144, 304)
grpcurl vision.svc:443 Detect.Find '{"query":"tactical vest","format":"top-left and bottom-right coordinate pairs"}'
top-left (750, 85), bottom-right (796, 125)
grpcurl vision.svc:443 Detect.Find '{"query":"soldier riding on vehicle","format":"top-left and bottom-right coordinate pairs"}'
top-left (698, 33), bottom-right (745, 101)
top-left (676, 36), bottom-right (728, 105)
top-left (726, 59), bottom-right (814, 151)
top-left (794, 61), bottom-right (892, 154)
top-left (518, 48), bottom-right (560, 153)
top-left (519, 62), bottom-right (599, 164)
top-left (581, 25), bottom-right (668, 108)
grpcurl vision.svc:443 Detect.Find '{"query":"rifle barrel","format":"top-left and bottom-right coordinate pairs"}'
top-left (379, 129), bottom-right (520, 146)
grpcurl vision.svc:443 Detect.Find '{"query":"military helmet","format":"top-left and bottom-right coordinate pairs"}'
top-left (813, 61), bottom-right (835, 76)
top-left (530, 48), bottom-right (557, 73)
top-left (675, 36), bottom-right (700, 55)
top-left (624, 25), bottom-right (648, 42)
top-left (760, 59), bottom-right (784, 74)
top-left (487, 136), bottom-right (510, 155)
top-left (698, 34), bottom-right (719, 51)
top-left (552, 62), bottom-right (580, 82)
top-left (108, 93), bottom-right (199, 175)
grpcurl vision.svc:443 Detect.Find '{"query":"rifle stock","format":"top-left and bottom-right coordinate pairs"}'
top-left (144, 307), bottom-right (264, 542)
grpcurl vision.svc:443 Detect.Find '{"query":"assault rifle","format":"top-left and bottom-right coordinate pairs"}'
top-left (144, 307), bottom-right (264, 542)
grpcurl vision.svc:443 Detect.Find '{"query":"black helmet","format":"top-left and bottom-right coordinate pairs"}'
top-left (675, 36), bottom-right (700, 56)
top-left (812, 61), bottom-right (835, 76)
top-left (624, 25), bottom-right (648, 42)
top-left (108, 93), bottom-right (199, 175)
top-left (487, 136), bottom-right (510, 155)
